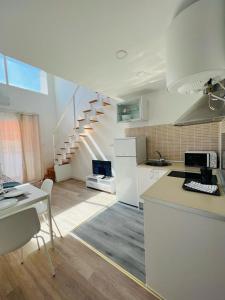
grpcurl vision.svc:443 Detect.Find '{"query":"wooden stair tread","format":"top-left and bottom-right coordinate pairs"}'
top-left (83, 109), bottom-right (92, 113)
top-left (84, 127), bottom-right (93, 130)
top-left (77, 118), bottom-right (85, 122)
top-left (79, 134), bottom-right (87, 137)
top-left (90, 119), bottom-right (99, 123)
top-left (89, 99), bottom-right (98, 104)
top-left (96, 111), bottom-right (104, 115)
top-left (103, 101), bottom-right (111, 106)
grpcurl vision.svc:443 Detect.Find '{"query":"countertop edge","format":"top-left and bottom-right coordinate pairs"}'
top-left (141, 194), bottom-right (225, 222)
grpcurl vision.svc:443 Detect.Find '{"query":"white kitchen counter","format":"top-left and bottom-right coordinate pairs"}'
top-left (141, 162), bottom-right (225, 300)
top-left (140, 162), bottom-right (225, 221)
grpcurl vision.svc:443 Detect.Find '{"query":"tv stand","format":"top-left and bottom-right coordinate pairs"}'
top-left (86, 174), bottom-right (116, 194)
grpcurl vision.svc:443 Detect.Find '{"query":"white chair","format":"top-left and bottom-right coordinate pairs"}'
top-left (34, 179), bottom-right (62, 238)
top-left (0, 208), bottom-right (55, 276)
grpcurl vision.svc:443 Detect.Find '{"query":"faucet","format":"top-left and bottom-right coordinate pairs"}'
top-left (156, 151), bottom-right (165, 161)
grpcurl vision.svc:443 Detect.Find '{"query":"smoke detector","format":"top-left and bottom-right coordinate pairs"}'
top-left (116, 50), bottom-right (128, 60)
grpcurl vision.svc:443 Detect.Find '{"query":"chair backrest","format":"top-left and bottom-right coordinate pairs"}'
top-left (0, 208), bottom-right (40, 255)
top-left (41, 179), bottom-right (53, 195)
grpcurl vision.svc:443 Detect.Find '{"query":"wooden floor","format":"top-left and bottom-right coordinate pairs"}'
top-left (0, 179), bottom-right (157, 300)
top-left (73, 202), bottom-right (145, 282)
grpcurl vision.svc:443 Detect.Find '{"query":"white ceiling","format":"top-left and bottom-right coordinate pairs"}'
top-left (0, 0), bottom-right (188, 98)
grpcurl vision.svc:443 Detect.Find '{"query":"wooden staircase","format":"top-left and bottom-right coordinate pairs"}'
top-left (54, 95), bottom-right (111, 166)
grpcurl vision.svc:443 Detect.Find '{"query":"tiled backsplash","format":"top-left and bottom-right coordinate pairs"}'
top-left (125, 122), bottom-right (219, 161)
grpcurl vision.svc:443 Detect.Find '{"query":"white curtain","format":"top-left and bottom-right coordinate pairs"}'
top-left (0, 112), bottom-right (42, 183)
top-left (0, 112), bottom-right (23, 182)
top-left (20, 114), bottom-right (42, 182)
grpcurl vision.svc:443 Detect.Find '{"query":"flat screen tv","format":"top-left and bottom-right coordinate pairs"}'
top-left (92, 160), bottom-right (112, 177)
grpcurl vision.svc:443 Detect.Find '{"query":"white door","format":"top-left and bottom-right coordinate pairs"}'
top-left (115, 156), bottom-right (139, 207)
top-left (114, 138), bottom-right (136, 157)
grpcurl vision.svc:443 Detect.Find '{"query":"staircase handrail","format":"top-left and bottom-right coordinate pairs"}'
top-left (53, 85), bottom-right (80, 133)
top-left (52, 85), bottom-right (80, 161)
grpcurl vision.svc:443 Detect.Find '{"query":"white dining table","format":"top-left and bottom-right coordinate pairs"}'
top-left (0, 183), bottom-right (54, 248)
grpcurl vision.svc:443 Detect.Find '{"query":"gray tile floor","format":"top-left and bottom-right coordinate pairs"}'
top-left (72, 202), bottom-right (145, 282)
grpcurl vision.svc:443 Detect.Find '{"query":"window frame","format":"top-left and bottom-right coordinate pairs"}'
top-left (3, 55), bottom-right (9, 85)
top-left (0, 54), bottom-right (7, 84)
top-left (0, 54), bottom-right (48, 95)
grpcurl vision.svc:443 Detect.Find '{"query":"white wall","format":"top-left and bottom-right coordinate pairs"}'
top-left (0, 74), bottom-right (57, 173)
top-left (54, 76), bottom-right (77, 119)
top-left (53, 76), bottom-right (78, 149)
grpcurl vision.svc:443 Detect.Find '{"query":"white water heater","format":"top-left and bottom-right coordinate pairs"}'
top-left (166, 0), bottom-right (225, 94)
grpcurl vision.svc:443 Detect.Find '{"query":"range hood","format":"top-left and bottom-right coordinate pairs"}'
top-left (175, 80), bottom-right (225, 125)
top-left (166, 0), bottom-right (225, 125)
top-left (175, 94), bottom-right (225, 126)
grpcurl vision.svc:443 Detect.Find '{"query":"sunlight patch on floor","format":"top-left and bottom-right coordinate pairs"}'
top-left (53, 193), bottom-right (117, 234)
top-left (23, 183), bottom-right (116, 255)
top-left (30, 191), bottom-right (117, 249)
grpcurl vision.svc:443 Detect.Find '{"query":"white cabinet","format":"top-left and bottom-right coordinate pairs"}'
top-left (117, 97), bottom-right (148, 123)
top-left (144, 199), bottom-right (225, 300)
top-left (137, 167), bottom-right (167, 203)
top-left (86, 175), bottom-right (115, 194)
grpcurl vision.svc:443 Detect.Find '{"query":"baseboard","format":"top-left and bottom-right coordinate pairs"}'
top-left (71, 176), bottom-right (85, 183)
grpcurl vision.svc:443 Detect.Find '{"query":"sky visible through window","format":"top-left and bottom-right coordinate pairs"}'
top-left (0, 54), bottom-right (6, 84)
top-left (7, 57), bottom-right (41, 93)
top-left (0, 53), bottom-right (47, 94)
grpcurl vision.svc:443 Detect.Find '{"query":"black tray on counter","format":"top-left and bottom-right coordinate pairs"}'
top-left (182, 176), bottom-right (220, 196)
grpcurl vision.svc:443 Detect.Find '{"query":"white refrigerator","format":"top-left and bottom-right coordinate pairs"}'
top-left (114, 136), bottom-right (146, 207)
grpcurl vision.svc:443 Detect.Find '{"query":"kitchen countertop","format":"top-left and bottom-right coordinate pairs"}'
top-left (138, 161), bottom-right (203, 172)
top-left (140, 162), bottom-right (225, 221)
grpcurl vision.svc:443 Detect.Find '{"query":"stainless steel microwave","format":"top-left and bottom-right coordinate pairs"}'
top-left (185, 151), bottom-right (217, 168)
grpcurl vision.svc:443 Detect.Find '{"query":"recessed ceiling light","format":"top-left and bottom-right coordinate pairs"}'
top-left (136, 71), bottom-right (147, 78)
top-left (116, 50), bottom-right (128, 59)
top-left (136, 71), bottom-right (150, 78)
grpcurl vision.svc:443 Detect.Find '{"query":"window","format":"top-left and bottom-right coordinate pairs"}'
top-left (0, 53), bottom-right (48, 94)
top-left (0, 54), bottom-right (6, 84)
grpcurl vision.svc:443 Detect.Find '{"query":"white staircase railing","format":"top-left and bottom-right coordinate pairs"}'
top-left (53, 86), bottom-right (112, 168)
top-left (52, 85), bottom-right (80, 162)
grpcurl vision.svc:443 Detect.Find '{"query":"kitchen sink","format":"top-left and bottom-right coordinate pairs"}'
top-left (145, 160), bottom-right (171, 167)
